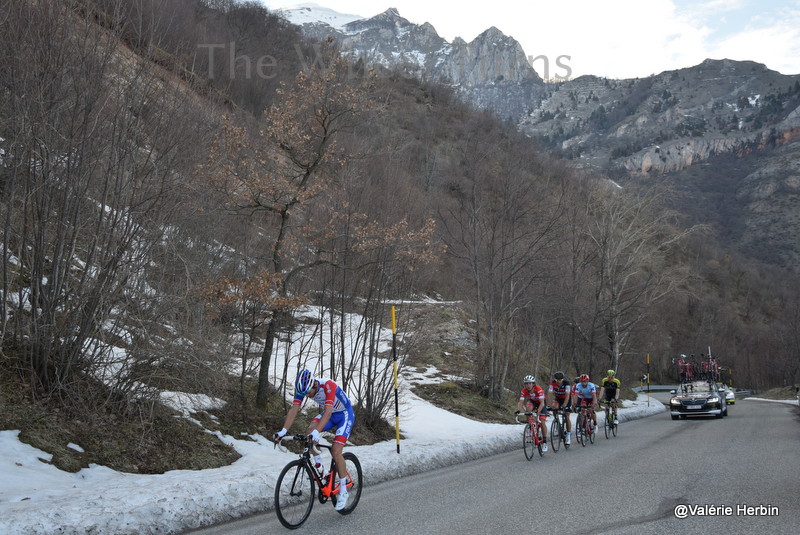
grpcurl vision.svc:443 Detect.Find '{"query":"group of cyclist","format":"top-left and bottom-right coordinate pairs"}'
top-left (674, 353), bottom-right (721, 383)
top-left (271, 366), bottom-right (623, 504)
top-left (515, 369), bottom-right (621, 448)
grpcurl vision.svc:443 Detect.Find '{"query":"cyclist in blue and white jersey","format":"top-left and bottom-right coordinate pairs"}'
top-left (571, 374), bottom-right (598, 428)
top-left (274, 369), bottom-right (355, 511)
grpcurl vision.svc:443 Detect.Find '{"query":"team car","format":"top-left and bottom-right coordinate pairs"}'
top-left (719, 384), bottom-right (736, 405)
top-left (669, 380), bottom-right (728, 419)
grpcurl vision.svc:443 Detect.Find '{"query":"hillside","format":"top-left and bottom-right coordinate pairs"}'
top-left (1, 0), bottom-right (800, 487)
top-left (278, 6), bottom-right (800, 274)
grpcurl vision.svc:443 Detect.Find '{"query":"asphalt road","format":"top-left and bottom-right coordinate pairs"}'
top-left (186, 396), bottom-right (800, 535)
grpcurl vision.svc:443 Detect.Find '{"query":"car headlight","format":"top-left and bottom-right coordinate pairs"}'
top-left (670, 398), bottom-right (681, 406)
top-left (708, 396), bottom-right (719, 403)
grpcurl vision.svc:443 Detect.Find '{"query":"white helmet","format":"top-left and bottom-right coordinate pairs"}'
top-left (523, 375), bottom-right (535, 383)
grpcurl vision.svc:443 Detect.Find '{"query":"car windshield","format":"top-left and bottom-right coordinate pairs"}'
top-left (683, 382), bottom-right (713, 393)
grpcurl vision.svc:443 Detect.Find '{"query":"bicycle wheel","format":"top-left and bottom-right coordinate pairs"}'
top-left (537, 425), bottom-right (544, 456)
top-left (275, 459), bottom-right (315, 529)
top-left (576, 414), bottom-right (586, 447)
top-left (588, 417), bottom-right (595, 444)
top-left (550, 418), bottom-right (562, 452)
top-left (604, 410), bottom-right (610, 439)
top-left (522, 424), bottom-right (535, 460)
top-left (332, 452), bottom-right (362, 515)
top-left (612, 413), bottom-right (618, 437)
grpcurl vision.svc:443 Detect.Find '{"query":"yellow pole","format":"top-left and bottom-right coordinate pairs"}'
top-left (392, 306), bottom-right (400, 453)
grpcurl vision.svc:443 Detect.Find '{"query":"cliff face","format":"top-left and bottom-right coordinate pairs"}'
top-left (518, 59), bottom-right (800, 176)
top-left (291, 8), bottom-right (546, 121)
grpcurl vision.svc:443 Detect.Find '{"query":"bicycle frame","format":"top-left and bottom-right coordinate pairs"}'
top-left (516, 411), bottom-right (545, 459)
top-left (280, 435), bottom-right (348, 500)
top-left (549, 407), bottom-right (569, 451)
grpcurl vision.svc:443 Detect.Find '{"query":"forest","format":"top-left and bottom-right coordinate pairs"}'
top-left (1, 0), bottom-right (799, 443)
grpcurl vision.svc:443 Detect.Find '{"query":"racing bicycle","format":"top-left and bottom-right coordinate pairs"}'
top-left (516, 411), bottom-right (545, 460)
top-left (602, 399), bottom-right (618, 439)
top-left (549, 406), bottom-right (569, 451)
top-left (574, 402), bottom-right (596, 447)
top-left (274, 434), bottom-right (362, 529)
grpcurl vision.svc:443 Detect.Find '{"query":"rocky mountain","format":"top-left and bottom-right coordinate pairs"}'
top-left (280, 6), bottom-right (546, 121)
top-left (517, 59), bottom-right (800, 269)
top-left (278, 7), bottom-right (800, 272)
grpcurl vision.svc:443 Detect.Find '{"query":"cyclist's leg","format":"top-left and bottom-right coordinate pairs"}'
top-left (539, 406), bottom-right (548, 440)
top-left (322, 410), bottom-right (353, 482)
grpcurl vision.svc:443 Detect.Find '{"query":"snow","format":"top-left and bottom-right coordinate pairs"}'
top-left (274, 3), bottom-right (363, 30)
top-left (0, 383), bottom-right (665, 534)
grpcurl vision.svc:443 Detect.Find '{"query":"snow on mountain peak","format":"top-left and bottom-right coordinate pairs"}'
top-left (274, 2), bottom-right (364, 30)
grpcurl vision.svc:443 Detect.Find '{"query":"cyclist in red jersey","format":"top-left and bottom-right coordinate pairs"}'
top-left (515, 375), bottom-right (548, 452)
top-left (547, 371), bottom-right (572, 445)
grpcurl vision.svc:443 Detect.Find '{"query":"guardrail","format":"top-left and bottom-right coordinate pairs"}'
top-left (632, 385), bottom-right (679, 393)
top-left (632, 385), bottom-right (750, 396)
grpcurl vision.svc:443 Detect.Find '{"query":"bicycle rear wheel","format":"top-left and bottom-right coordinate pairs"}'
top-left (522, 424), bottom-right (535, 460)
top-left (550, 418), bottom-right (562, 452)
top-left (275, 459), bottom-right (315, 529)
top-left (332, 452), bottom-right (362, 515)
top-left (537, 425), bottom-right (544, 456)
top-left (612, 414), bottom-right (618, 437)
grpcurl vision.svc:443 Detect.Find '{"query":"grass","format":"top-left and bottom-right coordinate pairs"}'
top-left (754, 385), bottom-right (799, 400)
top-left (411, 381), bottom-right (515, 424)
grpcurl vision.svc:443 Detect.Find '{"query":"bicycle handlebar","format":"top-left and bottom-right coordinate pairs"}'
top-left (274, 433), bottom-right (333, 451)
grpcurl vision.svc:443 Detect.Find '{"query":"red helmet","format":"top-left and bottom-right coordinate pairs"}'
top-left (579, 374), bottom-right (589, 382)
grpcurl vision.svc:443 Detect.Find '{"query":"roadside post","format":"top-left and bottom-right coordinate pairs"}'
top-left (392, 306), bottom-right (400, 453)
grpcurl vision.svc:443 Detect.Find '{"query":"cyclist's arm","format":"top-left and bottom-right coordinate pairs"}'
top-left (277, 403), bottom-right (301, 440)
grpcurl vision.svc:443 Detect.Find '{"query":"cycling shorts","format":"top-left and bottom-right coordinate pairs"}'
top-left (552, 397), bottom-right (572, 411)
top-left (312, 406), bottom-right (355, 445)
top-left (525, 401), bottom-right (547, 422)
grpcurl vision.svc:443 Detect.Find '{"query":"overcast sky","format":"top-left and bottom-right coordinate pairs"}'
top-left (259, 0), bottom-right (800, 79)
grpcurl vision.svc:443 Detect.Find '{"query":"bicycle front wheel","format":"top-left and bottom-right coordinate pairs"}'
top-left (522, 424), bottom-right (535, 460)
top-left (612, 415), bottom-right (618, 437)
top-left (604, 410), bottom-right (610, 439)
top-left (588, 418), bottom-right (595, 444)
top-left (333, 452), bottom-right (362, 515)
top-left (550, 418), bottom-right (562, 452)
top-left (275, 459), bottom-right (315, 529)
top-left (576, 415), bottom-right (586, 447)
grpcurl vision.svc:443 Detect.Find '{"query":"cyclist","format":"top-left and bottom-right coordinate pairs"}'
top-left (515, 375), bottom-right (548, 452)
top-left (571, 374), bottom-right (598, 429)
top-left (273, 369), bottom-right (355, 511)
top-left (598, 369), bottom-right (621, 425)
top-left (547, 371), bottom-right (572, 445)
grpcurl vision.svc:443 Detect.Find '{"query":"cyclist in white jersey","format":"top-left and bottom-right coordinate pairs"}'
top-left (274, 369), bottom-right (355, 511)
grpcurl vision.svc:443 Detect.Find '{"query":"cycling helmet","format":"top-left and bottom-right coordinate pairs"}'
top-left (553, 371), bottom-right (565, 380)
top-left (523, 375), bottom-right (536, 383)
top-left (579, 374), bottom-right (590, 382)
top-left (607, 369), bottom-right (616, 376)
top-left (295, 369), bottom-right (315, 396)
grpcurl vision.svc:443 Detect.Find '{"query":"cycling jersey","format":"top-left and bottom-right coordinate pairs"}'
top-left (548, 379), bottom-right (571, 400)
top-left (572, 381), bottom-right (597, 399)
top-left (293, 378), bottom-right (353, 412)
top-left (294, 378), bottom-right (355, 445)
top-left (520, 384), bottom-right (546, 405)
top-left (601, 377), bottom-right (620, 394)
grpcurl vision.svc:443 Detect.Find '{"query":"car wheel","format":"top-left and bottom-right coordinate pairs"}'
top-left (671, 415), bottom-right (679, 420)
